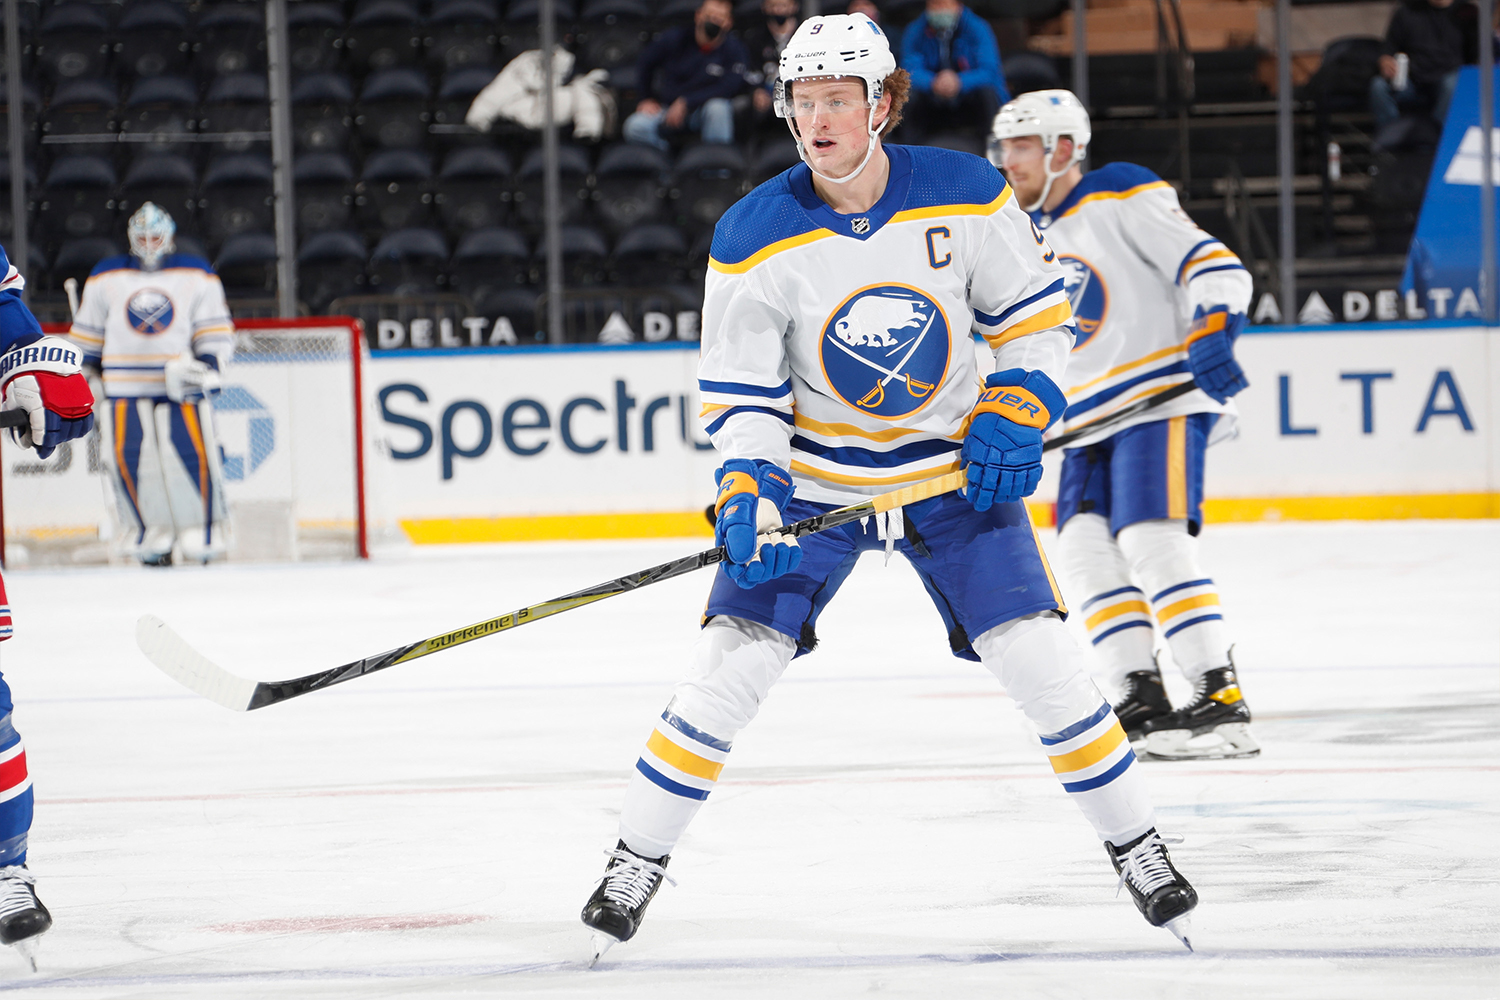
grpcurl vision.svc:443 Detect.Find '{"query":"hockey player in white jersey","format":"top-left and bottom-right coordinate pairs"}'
top-left (580, 15), bottom-right (1196, 962)
top-left (990, 91), bottom-right (1259, 761)
top-left (0, 246), bottom-right (99, 967)
top-left (68, 203), bottom-right (234, 566)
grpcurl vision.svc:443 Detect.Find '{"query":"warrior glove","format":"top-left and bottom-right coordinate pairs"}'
top-left (961, 368), bottom-right (1066, 511)
top-left (714, 460), bottom-right (802, 589)
top-left (1185, 306), bottom-right (1249, 404)
top-left (0, 336), bottom-right (96, 460)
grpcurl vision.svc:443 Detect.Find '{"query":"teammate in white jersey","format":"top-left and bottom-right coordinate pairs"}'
top-left (68, 203), bottom-right (235, 566)
top-left (579, 15), bottom-right (1197, 962)
top-left (990, 91), bottom-right (1259, 761)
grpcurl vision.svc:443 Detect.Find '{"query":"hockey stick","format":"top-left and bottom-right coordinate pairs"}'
top-left (137, 377), bottom-right (1200, 713)
top-left (136, 468), bottom-right (968, 712)
top-left (1042, 380), bottom-right (1198, 452)
top-left (0, 411), bottom-right (27, 429)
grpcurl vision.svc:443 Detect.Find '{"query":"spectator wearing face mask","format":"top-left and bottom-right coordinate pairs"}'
top-left (743, 0), bottom-right (800, 117)
top-left (624, 0), bottom-right (750, 150)
top-left (900, 0), bottom-right (1009, 142)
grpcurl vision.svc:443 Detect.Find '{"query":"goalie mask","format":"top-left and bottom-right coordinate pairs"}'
top-left (988, 90), bottom-right (1092, 212)
top-left (127, 202), bottom-right (177, 271)
top-left (775, 13), bottom-right (896, 185)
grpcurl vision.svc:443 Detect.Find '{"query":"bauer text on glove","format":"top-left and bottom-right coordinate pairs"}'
top-left (961, 368), bottom-right (1065, 512)
top-left (714, 459), bottom-right (802, 589)
top-left (1185, 306), bottom-right (1248, 404)
top-left (0, 336), bottom-right (96, 461)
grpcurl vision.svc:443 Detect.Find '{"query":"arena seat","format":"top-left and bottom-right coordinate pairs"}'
top-left (593, 143), bottom-right (669, 236)
top-left (41, 77), bottom-right (119, 158)
top-left (292, 72), bottom-right (356, 154)
top-left (287, 1), bottom-right (348, 76)
top-left (117, 1), bottom-right (192, 80)
top-left (368, 227), bottom-right (450, 295)
top-left (432, 66), bottom-right (506, 151)
top-left (426, 0), bottom-right (500, 72)
top-left (36, 155), bottom-right (118, 254)
top-left (294, 152), bottom-right (358, 234)
top-left (34, 2), bottom-right (112, 83)
top-left (118, 154), bottom-right (199, 233)
top-left (437, 147), bottom-right (515, 234)
top-left (214, 231), bottom-right (279, 296)
top-left (538, 225), bottom-right (610, 287)
top-left (515, 144), bottom-right (593, 231)
top-left (670, 144), bottom-right (749, 235)
top-left (297, 229), bottom-right (368, 312)
top-left (610, 223), bottom-right (688, 286)
top-left (578, 0), bottom-right (653, 72)
top-left (50, 236), bottom-right (125, 288)
top-left (357, 148), bottom-right (435, 232)
top-left (120, 75), bottom-right (199, 152)
top-left (356, 67), bottom-right (433, 150)
top-left (194, 3), bottom-right (268, 81)
top-left (345, 0), bottom-right (424, 74)
top-left (199, 73), bottom-right (271, 155)
top-left (200, 152), bottom-right (275, 249)
top-left (450, 226), bottom-right (532, 301)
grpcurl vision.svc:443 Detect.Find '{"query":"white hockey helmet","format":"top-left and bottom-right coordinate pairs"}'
top-left (774, 13), bottom-right (896, 185)
top-left (988, 89), bottom-right (1092, 211)
top-left (127, 201), bottom-right (177, 271)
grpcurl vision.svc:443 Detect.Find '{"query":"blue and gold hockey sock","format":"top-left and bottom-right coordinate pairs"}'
top-left (1039, 703), bottom-right (1154, 844)
top-left (1150, 578), bottom-right (1229, 676)
top-left (618, 709), bottom-right (732, 859)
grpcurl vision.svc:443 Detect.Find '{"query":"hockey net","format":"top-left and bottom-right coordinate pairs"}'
top-left (0, 317), bottom-right (394, 567)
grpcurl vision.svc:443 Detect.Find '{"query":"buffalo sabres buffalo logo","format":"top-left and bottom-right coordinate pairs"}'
top-left (125, 288), bottom-right (175, 335)
top-left (820, 285), bottom-right (949, 419)
top-left (1058, 254), bottom-right (1107, 350)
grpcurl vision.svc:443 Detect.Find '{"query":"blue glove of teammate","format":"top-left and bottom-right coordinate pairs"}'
top-left (1186, 306), bottom-right (1249, 404)
top-left (714, 459), bottom-right (802, 589)
top-left (960, 368), bottom-right (1066, 512)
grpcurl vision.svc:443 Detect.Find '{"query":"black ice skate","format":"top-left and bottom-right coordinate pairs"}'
top-left (1113, 669), bottom-right (1172, 744)
top-left (1140, 665), bottom-right (1260, 760)
top-left (0, 866), bottom-right (52, 972)
top-left (1106, 828), bottom-right (1197, 951)
top-left (580, 841), bottom-right (674, 966)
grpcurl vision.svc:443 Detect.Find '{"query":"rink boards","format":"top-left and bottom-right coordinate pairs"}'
top-left (1, 321), bottom-right (1495, 548)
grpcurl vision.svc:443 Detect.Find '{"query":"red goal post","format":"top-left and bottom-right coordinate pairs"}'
top-left (0, 317), bottom-right (372, 566)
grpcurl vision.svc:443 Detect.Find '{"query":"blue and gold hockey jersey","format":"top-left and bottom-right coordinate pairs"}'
top-left (67, 254), bottom-right (234, 398)
top-left (1030, 162), bottom-right (1253, 448)
top-left (700, 144), bottom-right (1076, 505)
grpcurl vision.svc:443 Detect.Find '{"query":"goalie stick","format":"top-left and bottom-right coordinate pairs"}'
top-left (136, 378), bottom-right (1200, 712)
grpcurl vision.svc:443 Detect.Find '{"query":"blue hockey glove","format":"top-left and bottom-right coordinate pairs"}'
top-left (1186, 306), bottom-right (1249, 404)
top-left (714, 459), bottom-right (802, 589)
top-left (961, 368), bottom-right (1066, 512)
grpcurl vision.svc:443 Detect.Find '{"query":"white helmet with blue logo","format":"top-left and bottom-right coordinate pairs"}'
top-left (127, 201), bottom-right (177, 271)
top-left (774, 13), bottom-right (896, 186)
top-left (988, 89), bottom-right (1092, 211)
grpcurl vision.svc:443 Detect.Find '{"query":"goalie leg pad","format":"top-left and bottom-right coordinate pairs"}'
top-left (153, 402), bottom-right (229, 562)
top-left (110, 399), bottom-right (173, 557)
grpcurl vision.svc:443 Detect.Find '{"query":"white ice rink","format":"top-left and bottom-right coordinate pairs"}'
top-left (0, 520), bottom-right (1495, 998)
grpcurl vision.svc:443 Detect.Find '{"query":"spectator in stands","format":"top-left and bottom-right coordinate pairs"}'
top-left (743, 0), bottom-right (800, 118)
top-left (624, 0), bottom-right (748, 151)
top-left (899, 0), bottom-right (1008, 142)
top-left (847, 0), bottom-right (881, 24)
top-left (1369, 0), bottom-right (1472, 129)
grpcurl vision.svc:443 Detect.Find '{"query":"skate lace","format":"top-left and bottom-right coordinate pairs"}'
top-left (597, 849), bottom-right (676, 911)
top-left (0, 866), bottom-right (38, 920)
top-left (1115, 833), bottom-right (1183, 898)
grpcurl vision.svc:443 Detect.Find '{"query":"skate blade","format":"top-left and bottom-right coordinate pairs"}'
top-left (11, 936), bottom-right (40, 973)
top-left (587, 930), bottom-right (619, 968)
top-left (1162, 914), bottom-right (1193, 952)
top-left (1144, 723), bottom-right (1260, 761)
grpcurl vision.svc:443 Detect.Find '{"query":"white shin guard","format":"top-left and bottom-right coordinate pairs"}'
top-left (618, 617), bottom-right (795, 859)
top-left (1057, 514), bottom-right (1156, 689)
top-left (1115, 519), bottom-right (1230, 680)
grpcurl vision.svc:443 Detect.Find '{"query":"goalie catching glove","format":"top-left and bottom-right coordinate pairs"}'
top-left (961, 368), bottom-right (1066, 511)
top-left (164, 353), bottom-right (223, 403)
top-left (0, 336), bottom-right (96, 460)
top-left (1184, 305), bottom-right (1248, 404)
top-left (714, 459), bottom-right (802, 589)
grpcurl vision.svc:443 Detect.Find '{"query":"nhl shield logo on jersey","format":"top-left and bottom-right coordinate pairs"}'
top-left (125, 288), bottom-right (176, 335)
top-left (820, 285), bottom-right (949, 419)
top-left (1059, 255), bottom-right (1107, 349)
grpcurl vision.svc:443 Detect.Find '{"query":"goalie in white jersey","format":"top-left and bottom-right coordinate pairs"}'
top-left (991, 91), bottom-right (1259, 761)
top-left (68, 203), bottom-right (234, 566)
top-left (580, 14), bottom-right (1197, 962)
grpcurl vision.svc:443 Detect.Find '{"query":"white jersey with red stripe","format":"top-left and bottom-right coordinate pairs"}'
top-left (67, 254), bottom-right (235, 398)
top-left (1030, 162), bottom-right (1253, 449)
top-left (699, 143), bottom-right (1076, 506)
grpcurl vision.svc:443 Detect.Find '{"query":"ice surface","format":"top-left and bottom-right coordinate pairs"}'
top-left (0, 521), bottom-right (1495, 998)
